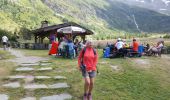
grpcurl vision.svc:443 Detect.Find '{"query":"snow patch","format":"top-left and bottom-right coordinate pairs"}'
top-left (162, 0), bottom-right (170, 6)
top-left (136, 0), bottom-right (145, 3)
top-left (160, 8), bottom-right (167, 10)
top-left (132, 14), bottom-right (140, 32)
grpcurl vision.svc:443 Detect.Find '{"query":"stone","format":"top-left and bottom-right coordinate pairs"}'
top-left (54, 76), bottom-right (66, 79)
top-left (135, 59), bottom-right (150, 65)
top-left (20, 63), bottom-right (39, 66)
top-left (24, 84), bottom-right (48, 89)
top-left (110, 65), bottom-right (120, 71)
top-left (16, 67), bottom-right (34, 71)
top-left (0, 94), bottom-right (9, 100)
top-left (8, 75), bottom-right (25, 79)
top-left (37, 67), bottom-right (52, 71)
top-left (24, 75), bottom-right (35, 84)
top-left (48, 83), bottom-right (69, 89)
top-left (100, 61), bottom-right (107, 64)
top-left (40, 61), bottom-right (50, 63)
top-left (35, 76), bottom-right (51, 79)
top-left (40, 63), bottom-right (51, 66)
top-left (20, 97), bottom-right (36, 100)
top-left (40, 93), bottom-right (72, 100)
top-left (2, 82), bottom-right (20, 88)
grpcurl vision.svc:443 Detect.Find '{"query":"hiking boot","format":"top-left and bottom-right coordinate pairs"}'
top-left (88, 93), bottom-right (92, 100)
top-left (83, 94), bottom-right (87, 100)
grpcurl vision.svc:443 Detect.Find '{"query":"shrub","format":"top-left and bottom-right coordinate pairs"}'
top-left (163, 34), bottom-right (170, 38)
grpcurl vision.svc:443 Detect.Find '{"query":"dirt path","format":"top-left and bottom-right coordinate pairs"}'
top-left (0, 48), bottom-right (72, 100)
top-left (7, 49), bottom-right (49, 65)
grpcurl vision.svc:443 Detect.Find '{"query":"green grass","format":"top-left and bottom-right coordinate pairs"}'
top-left (16, 49), bottom-right (49, 57)
top-left (0, 49), bottom-right (15, 59)
top-left (0, 49), bottom-right (170, 100)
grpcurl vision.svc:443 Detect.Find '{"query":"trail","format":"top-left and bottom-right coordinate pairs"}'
top-left (7, 49), bottom-right (48, 65)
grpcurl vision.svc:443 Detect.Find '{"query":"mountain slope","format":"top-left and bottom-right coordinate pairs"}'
top-left (43, 0), bottom-right (170, 33)
top-left (0, 0), bottom-right (170, 39)
top-left (0, 0), bottom-right (62, 33)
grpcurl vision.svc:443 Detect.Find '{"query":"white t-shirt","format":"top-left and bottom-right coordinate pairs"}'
top-left (2, 36), bottom-right (8, 43)
top-left (58, 41), bottom-right (67, 49)
top-left (157, 43), bottom-right (163, 49)
top-left (115, 41), bottom-right (124, 50)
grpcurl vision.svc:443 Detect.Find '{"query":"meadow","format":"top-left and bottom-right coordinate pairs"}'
top-left (0, 47), bottom-right (170, 100)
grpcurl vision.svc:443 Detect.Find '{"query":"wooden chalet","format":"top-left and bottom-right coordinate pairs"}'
top-left (32, 21), bottom-right (94, 43)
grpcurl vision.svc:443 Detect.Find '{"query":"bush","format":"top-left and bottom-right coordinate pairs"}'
top-left (163, 34), bottom-right (170, 38)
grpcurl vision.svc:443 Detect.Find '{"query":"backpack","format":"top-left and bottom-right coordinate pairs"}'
top-left (81, 47), bottom-right (99, 73)
top-left (82, 47), bottom-right (96, 57)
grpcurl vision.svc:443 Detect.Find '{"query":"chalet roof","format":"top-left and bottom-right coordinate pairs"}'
top-left (32, 22), bottom-right (94, 37)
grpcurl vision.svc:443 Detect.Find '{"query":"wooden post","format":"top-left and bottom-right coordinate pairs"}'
top-left (73, 35), bottom-right (77, 42)
top-left (38, 37), bottom-right (41, 43)
top-left (82, 35), bottom-right (85, 42)
top-left (41, 37), bottom-right (44, 43)
top-left (35, 35), bottom-right (37, 43)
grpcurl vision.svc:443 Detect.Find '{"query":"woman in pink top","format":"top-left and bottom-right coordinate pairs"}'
top-left (78, 41), bottom-right (98, 100)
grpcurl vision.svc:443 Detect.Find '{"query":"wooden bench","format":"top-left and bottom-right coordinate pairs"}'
top-left (128, 52), bottom-right (140, 57)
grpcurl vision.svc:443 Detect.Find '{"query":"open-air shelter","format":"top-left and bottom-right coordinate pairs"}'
top-left (32, 22), bottom-right (94, 44)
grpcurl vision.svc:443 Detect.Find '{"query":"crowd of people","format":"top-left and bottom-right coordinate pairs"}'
top-left (103, 38), bottom-right (164, 58)
top-left (54, 37), bottom-right (87, 59)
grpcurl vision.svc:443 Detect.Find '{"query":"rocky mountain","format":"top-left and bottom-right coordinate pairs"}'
top-left (121, 0), bottom-right (170, 15)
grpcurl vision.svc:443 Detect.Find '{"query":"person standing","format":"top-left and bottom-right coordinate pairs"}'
top-left (2, 35), bottom-right (8, 50)
top-left (78, 41), bottom-right (98, 100)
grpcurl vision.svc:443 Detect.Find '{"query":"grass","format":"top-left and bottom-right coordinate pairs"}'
top-left (0, 49), bottom-right (170, 100)
top-left (16, 49), bottom-right (49, 57)
top-left (0, 50), bottom-right (16, 77)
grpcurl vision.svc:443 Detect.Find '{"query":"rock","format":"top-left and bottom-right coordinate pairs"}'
top-left (40, 93), bottom-right (72, 100)
top-left (35, 76), bottom-right (51, 79)
top-left (16, 67), bottom-right (34, 71)
top-left (8, 75), bottom-right (25, 79)
top-left (40, 61), bottom-right (51, 63)
top-left (0, 94), bottom-right (9, 100)
top-left (20, 97), bottom-right (36, 100)
top-left (48, 83), bottom-right (69, 89)
top-left (20, 63), bottom-right (39, 66)
top-left (24, 75), bottom-right (35, 84)
top-left (40, 63), bottom-right (51, 66)
top-left (2, 82), bottom-right (20, 88)
top-left (24, 84), bottom-right (48, 89)
top-left (54, 76), bottom-right (66, 79)
top-left (110, 65), bottom-right (121, 71)
top-left (135, 59), bottom-right (150, 65)
top-left (37, 67), bottom-right (52, 71)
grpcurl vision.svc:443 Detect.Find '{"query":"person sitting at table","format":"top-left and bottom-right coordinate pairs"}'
top-left (123, 40), bottom-right (130, 48)
top-left (128, 38), bottom-right (139, 56)
top-left (148, 41), bottom-right (164, 56)
top-left (115, 38), bottom-right (128, 57)
top-left (132, 38), bottom-right (139, 52)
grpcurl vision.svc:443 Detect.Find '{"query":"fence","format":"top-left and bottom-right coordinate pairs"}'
top-left (11, 42), bottom-right (49, 50)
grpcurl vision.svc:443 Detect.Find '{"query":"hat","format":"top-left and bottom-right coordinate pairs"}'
top-left (133, 38), bottom-right (136, 41)
top-left (118, 38), bottom-right (121, 41)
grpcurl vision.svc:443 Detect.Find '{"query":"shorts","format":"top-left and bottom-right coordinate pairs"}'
top-left (3, 42), bottom-right (7, 45)
top-left (82, 71), bottom-right (96, 78)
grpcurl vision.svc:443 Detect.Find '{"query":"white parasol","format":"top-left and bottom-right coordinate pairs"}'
top-left (57, 26), bottom-right (86, 33)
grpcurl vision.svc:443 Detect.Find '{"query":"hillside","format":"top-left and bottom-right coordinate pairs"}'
top-left (0, 0), bottom-right (170, 39)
